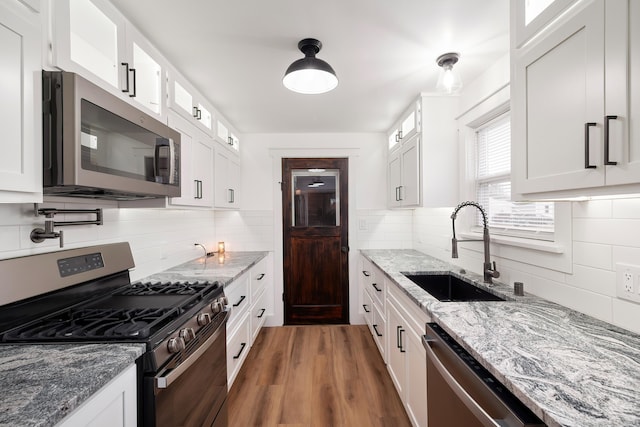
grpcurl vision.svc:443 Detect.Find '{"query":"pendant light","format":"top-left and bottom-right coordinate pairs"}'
top-left (283, 38), bottom-right (338, 94)
top-left (436, 52), bottom-right (462, 94)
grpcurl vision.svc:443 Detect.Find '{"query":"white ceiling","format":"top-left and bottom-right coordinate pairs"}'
top-left (110, 0), bottom-right (510, 134)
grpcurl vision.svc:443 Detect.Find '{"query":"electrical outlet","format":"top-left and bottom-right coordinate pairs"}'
top-left (616, 263), bottom-right (640, 304)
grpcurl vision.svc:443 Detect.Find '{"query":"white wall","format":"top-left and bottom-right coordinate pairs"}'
top-left (412, 54), bottom-right (640, 335)
top-left (0, 200), bottom-right (216, 282)
top-left (239, 132), bottom-right (390, 326)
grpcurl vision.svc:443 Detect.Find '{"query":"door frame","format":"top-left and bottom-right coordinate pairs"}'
top-left (267, 148), bottom-right (360, 327)
top-left (282, 157), bottom-right (349, 324)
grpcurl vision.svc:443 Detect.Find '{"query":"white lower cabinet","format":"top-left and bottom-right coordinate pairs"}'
top-left (56, 364), bottom-right (137, 427)
top-left (359, 256), bottom-right (387, 362)
top-left (386, 282), bottom-right (429, 427)
top-left (227, 310), bottom-right (250, 389)
top-left (226, 254), bottom-right (272, 389)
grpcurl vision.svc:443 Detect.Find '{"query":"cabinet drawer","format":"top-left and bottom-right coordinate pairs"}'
top-left (227, 311), bottom-right (250, 389)
top-left (250, 288), bottom-right (268, 343)
top-left (369, 267), bottom-right (386, 311)
top-left (225, 273), bottom-right (250, 331)
top-left (250, 258), bottom-right (268, 301)
top-left (362, 287), bottom-right (373, 326)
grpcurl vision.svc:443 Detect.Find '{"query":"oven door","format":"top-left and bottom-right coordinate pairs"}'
top-left (144, 312), bottom-right (229, 427)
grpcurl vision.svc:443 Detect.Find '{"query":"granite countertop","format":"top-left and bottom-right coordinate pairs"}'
top-left (0, 343), bottom-right (145, 427)
top-left (0, 251), bottom-right (267, 427)
top-left (361, 249), bottom-right (640, 427)
top-left (140, 251), bottom-right (269, 286)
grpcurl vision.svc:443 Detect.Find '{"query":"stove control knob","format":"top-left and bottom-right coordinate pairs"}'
top-left (197, 312), bottom-right (211, 326)
top-left (167, 337), bottom-right (186, 353)
top-left (220, 296), bottom-right (229, 306)
top-left (211, 300), bottom-right (223, 313)
top-left (179, 327), bottom-right (196, 343)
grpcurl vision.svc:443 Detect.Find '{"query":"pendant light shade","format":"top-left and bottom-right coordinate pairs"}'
top-left (283, 38), bottom-right (338, 94)
top-left (436, 52), bottom-right (463, 94)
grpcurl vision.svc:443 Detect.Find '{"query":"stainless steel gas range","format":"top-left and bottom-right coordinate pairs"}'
top-left (0, 242), bottom-right (229, 427)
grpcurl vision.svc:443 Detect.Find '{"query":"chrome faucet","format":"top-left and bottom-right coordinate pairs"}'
top-left (450, 201), bottom-right (500, 284)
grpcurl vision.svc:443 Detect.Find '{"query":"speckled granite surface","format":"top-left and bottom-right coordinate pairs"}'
top-left (140, 251), bottom-right (268, 286)
top-left (0, 343), bottom-right (144, 427)
top-left (361, 249), bottom-right (640, 427)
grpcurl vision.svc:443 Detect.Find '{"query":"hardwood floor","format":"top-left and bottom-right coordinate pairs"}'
top-left (228, 325), bottom-right (412, 427)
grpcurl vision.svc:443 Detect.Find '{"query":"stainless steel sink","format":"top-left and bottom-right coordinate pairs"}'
top-left (403, 273), bottom-right (505, 302)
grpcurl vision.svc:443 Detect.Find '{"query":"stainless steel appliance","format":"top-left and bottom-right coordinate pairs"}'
top-left (43, 71), bottom-right (181, 200)
top-left (0, 243), bottom-right (228, 427)
top-left (423, 322), bottom-right (545, 427)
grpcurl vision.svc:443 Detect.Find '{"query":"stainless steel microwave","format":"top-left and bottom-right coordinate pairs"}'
top-left (43, 71), bottom-right (181, 200)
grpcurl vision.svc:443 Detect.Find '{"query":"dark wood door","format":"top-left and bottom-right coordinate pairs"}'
top-left (282, 158), bottom-right (349, 324)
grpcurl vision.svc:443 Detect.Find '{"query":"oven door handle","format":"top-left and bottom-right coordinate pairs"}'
top-left (423, 335), bottom-right (501, 427)
top-left (156, 309), bottom-right (230, 391)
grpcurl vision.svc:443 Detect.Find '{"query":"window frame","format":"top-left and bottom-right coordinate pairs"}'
top-left (457, 88), bottom-right (572, 274)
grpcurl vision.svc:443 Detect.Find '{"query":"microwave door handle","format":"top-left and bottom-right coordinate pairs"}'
top-left (155, 310), bottom-right (229, 391)
top-left (423, 335), bottom-right (501, 427)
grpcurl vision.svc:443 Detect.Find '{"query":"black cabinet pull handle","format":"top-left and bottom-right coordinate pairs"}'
top-left (257, 308), bottom-right (266, 318)
top-left (373, 324), bottom-right (383, 337)
top-left (397, 325), bottom-right (402, 349)
top-left (395, 133), bottom-right (400, 143)
top-left (363, 304), bottom-right (370, 313)
top-left (605, 115), bottom-right (618, 165)
top-left (362, 270), bottom-right (370, 277)
top-left (256, 273), bottom-right (265, 280)
top-left (129, 68), bottom-right (136, 98)
top-left (233, 295), bottom-right (246, 307)
top-left (399, 328), bottom-right (405, 353)
top-left (398, 130), bottom-right (403, 140)
top-left (121, 62), bottom-right (130, 93)
top-left (194, 180), bottom-right (200, 199)
top-left (233, 342), bottom-right (246, 359)
top-left (372, 283), bottom-right (381, 292)
top-left (584, 122), bottom-right (597, 169)
top-left (193, 106), bottom-right (199, 118)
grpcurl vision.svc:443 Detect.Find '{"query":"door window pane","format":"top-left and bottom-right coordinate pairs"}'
top-left (292, 169), bottom-right (339, 227)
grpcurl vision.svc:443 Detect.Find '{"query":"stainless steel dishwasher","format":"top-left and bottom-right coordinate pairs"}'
top-left (423, 322), bottom-right (546, 427)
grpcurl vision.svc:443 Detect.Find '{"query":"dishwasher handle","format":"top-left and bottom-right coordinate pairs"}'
top-left (423, 334), bottom-right (501, 427)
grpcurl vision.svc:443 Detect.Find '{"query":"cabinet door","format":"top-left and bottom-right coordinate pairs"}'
top-left (192, 136), bottom-right (214, 206)
top-left (168, 113), bottom-right (213, 207)
top-left (214, 148), bottom-right (240, 209)
top-left (125, 27), bottom-right (164, 117)
top-left (404, 326), bottom-right (427, 427)
top-left (512, 0), bottom-right (605, 196)
top-left (388, 151), bottom-right (402, 208)
top-left (0, 0), bottom-right (41, 202)
top-left (604, 1), bottom-right (640, 186)
top-left (53, 0), bottom-right (126, 91)
top-left (386, 301), bottom-right (406, 399)
top-left (400, 135), bottom-right (420, 206)
top-left (512, 0), bottom-right (579, 48)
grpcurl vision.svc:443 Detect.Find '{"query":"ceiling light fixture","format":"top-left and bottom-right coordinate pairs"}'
top-left (283, 38), bottom-right (338, 95)
top-left (436, 52), bottom-right (462, 94)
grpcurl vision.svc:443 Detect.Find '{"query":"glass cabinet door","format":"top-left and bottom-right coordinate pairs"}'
top-left (291, 170), bottom-right (340, 227)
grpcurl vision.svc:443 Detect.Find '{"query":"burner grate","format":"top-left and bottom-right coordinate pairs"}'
top-left (118, 281), bottom-right (219, 296)
top-left (4, 307), bottom-right (176, 340)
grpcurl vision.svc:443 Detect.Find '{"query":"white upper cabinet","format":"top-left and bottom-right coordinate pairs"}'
top-left (51, 0), bottom-right (166, 119)
top-left (214, 147), bottom-right (241, 209)
top-left (387, 95), bottom-right (458, 209)
top-left (215, 118), bottom-right (240, 152)
top-left (167, 68), bottom-right (215, 136)
top-left (512, 0), bottom-right (640, 199)
top-left (0, 0), bottom-right (42, 203)
top-left (512, 0), bottom-right (579, 48)
top-left (167, 112), bottom-right (214, 208)
top-left (388, 100), bottom-right (421, 152)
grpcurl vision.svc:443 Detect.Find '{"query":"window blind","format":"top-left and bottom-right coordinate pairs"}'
top-left (475, 114), bottom-right (554, 238)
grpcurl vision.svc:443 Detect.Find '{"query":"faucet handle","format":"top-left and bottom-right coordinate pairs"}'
top-left (491, 261), bottom-right (500, 278)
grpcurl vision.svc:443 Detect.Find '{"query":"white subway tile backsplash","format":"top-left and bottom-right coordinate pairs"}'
top-left (573, 241), bottom-right (612, 270)
top-left (612, 198), bottom-right (640, 219)
top-left (573, 200), bottom-right (612, 218)
top-left (564, 265), bottom-right (616, 297)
